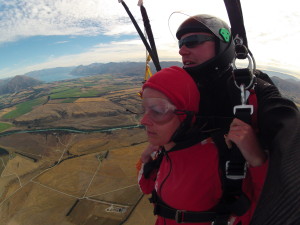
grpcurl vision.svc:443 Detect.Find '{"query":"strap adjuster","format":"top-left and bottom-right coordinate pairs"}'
top-left (175, 210), bottom-right (186, 223)
top-left (226, 161), bottom-right (247, 180)
top-left (233, 104), bottom-right (253, 115)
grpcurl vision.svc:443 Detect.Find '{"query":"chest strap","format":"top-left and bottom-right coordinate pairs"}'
top-left (149, 191), bottom-right (230, 225)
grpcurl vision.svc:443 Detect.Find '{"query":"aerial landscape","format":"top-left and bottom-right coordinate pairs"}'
top-left (0, 0), bottom-right (299, 224)
top-left (0, 61), bottom-right (299, 225)
top-left (0, 63), bottom-right (157, 225)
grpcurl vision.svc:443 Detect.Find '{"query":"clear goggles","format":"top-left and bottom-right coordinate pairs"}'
top-left (128, 98), bottom-right (187, 124)
top-left (178, 34), bottom-right (215, 48)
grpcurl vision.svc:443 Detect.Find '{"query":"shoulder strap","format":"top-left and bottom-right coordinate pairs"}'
top-left (211, 131), bottom-right (251, 216)
top-left (223, 0), bottom-right (248, 51)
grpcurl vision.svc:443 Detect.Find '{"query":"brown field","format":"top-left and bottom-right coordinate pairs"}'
top-left (0, 127), bottom-right (157, 225)
top-left (74, 97), bottom-right (109, 103)
top-left (9, 85), bottom-right (142, 130)
top-left (0, 75), bottom-right (157, 224)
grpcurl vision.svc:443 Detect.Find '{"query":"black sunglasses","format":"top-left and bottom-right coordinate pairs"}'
top-left (178, 35), bottom-right (215, 48)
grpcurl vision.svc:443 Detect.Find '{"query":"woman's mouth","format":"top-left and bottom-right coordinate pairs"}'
top-left (146, 130), bottom-right (156, 136)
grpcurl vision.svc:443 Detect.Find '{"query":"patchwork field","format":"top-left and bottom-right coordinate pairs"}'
top-left (0, 74), bottom-right (156, 224)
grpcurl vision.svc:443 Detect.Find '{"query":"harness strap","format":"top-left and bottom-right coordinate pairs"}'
top-left (149, 191), bottom-right (230, 224)
top-left (212, 131), bottom-right (251, 216)
top-left (223, 0), bottom-right (248, 59)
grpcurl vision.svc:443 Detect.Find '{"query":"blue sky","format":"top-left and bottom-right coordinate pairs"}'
top-left (0, 0), bottom-right (299, 79)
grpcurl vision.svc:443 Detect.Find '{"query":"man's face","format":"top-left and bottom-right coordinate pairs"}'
top-left (179, 32), bottom-right (216, 68)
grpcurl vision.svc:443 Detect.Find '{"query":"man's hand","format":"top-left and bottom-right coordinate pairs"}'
top-left (225, 118), bottom-right (267, 167)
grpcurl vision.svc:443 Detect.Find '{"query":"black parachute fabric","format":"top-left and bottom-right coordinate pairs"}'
top-left (223, 0), bottom-right (300, 224)
top-left (251, 96), bottom-right (300, 225)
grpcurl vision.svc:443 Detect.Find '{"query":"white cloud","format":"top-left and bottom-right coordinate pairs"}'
top-left (54, 41), bottom-right (69, 44)
top-left (0, 0), bottom-right (129, 44)
top-left (0, 0), bottom-right (299, 78)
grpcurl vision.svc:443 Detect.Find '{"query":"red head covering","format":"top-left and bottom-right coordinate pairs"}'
top-left (142, 66), bottom-right (199, 113)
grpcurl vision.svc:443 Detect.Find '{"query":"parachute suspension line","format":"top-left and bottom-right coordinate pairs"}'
top-left (139, 2), bottom-right (160, 70)
top-left (118, 0), bottom-right (161, 72)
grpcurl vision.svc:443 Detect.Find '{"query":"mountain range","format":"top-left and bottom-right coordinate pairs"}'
top-left (23, 66), bottom-right (76, 82)
top-left (0, 62), bottom-right (299, 105)
top-left (21, 61), bottom-right (183, 82)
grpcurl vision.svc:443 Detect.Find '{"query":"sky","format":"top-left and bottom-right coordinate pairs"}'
top-left (0, 0), bottom-right (299, 79)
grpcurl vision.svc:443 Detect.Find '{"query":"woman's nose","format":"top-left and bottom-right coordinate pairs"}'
top-left (140, 112), bottom-right (152, 126)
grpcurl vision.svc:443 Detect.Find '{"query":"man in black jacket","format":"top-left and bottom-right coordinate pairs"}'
top-left (176, 14), bottom-right (300, 225)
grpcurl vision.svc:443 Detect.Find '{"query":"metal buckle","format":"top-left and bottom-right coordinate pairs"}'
top-left (233, 104), bottom-right (253, 115)
top-left (233, 84), bottom-right (253, 116)
top-left (211, 221), bottom-right (231, 225)
top-left (175, 210), bottom-right (186, 223)
top-left (225, 161), bottom-right (247, 180)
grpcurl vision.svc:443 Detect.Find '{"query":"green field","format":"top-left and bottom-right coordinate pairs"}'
top-left (49, 87), bottom-right (102, 99)
top-left (60, 98), bottom-right (78, 103)
top-left (0, 73), bottom-right (141, 122)
top-left (0, 122), bottom-right (13, 132)
top-left (2, 97), bottom-right (46, 120)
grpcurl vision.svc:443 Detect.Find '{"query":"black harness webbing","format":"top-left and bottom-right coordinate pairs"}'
top-left (222, 1), bottom-right (255, 217)
top-left (211, 131), bottom-right (251, 217)
top-left (146, 130), bottom-right (251, 224)
top-left (223, 0), bottom-right (248, 59)
top-left (147, 134), bottom-right (251, 224)
top-left (149, 190), bottom-right (230, 225)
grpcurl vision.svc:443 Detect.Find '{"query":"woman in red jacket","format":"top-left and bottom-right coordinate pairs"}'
top-left (137, 66), bottom-right (268, 225)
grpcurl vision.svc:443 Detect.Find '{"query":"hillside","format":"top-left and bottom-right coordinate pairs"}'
top-left (271, 76), bottom-right (300, 104)
top-left (262, 70), bottom-right (300, 81)
top-left (70, 61), bottom-right (182, 77)
top-left (0, 75), bottom-right (42, 95)
top-left (24, 66), bottom-right (76, 82)
top-left (19, 61), bottom-right (182, 82)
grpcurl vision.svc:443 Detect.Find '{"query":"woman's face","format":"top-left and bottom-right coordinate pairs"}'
top-left (140, 88), bottom-right (181, 150)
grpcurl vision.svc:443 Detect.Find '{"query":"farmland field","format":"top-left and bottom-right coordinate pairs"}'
top-left (0, 73), bottom-right (155, 225)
